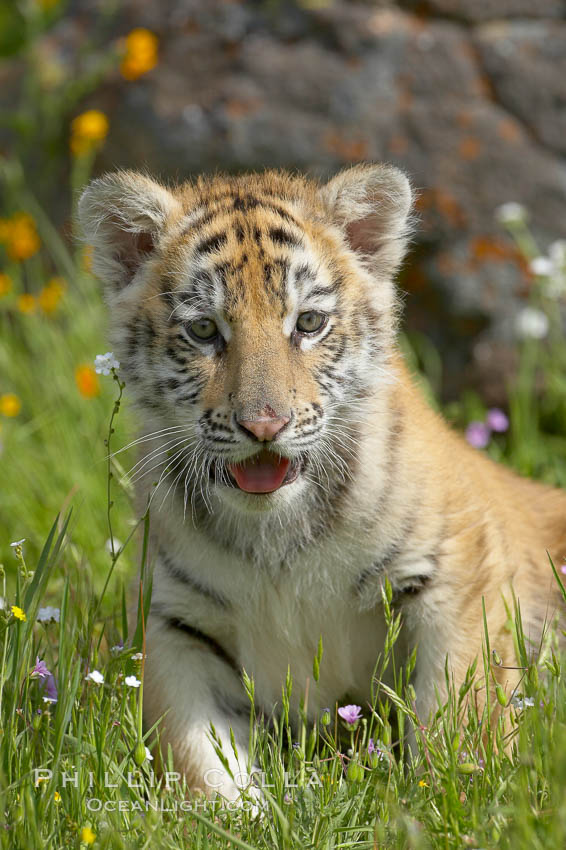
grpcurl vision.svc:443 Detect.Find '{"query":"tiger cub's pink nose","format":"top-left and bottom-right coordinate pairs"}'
top-left (237, 413), bottom-right (290, 442)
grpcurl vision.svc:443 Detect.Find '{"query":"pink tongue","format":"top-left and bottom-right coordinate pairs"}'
top-left (228, 454), bottom-right (291, 494)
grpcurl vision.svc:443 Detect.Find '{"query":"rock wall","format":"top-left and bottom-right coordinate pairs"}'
top-left (20, 1), bottom-right (566, 398)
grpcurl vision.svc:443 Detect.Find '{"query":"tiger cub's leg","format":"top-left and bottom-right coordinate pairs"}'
top-left (143, 614), bottom-right (252, 802)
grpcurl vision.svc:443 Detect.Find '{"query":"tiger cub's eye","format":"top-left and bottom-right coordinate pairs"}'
top-left (188, 318), bottom-right (218, 341)
top-left (296, 311), bottom-right (326, 334)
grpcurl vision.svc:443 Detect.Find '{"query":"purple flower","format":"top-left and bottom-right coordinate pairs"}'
top-left (338, 704), bottom-right (362, 727)
top-left (368, 738), bottom-right (385, 764)
top-left (30, 658), bottom-right (58, 703)
top-left (486, 408), bottom-right (509, 433)
top-left (30, 657), bottom-right (51, 679)
top-left (43, 674), bottom-right (58, 703)
top-left (465, 422), bottom-right (490, 449)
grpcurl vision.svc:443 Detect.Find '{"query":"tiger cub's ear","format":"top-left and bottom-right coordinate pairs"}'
top-left (319, 163), bottom-right (414, 279)
top-left (78, 171), bottom-right (182, 291)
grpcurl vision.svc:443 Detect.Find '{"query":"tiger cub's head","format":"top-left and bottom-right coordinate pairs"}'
top-left (79, 165), bottom-right (412, 515)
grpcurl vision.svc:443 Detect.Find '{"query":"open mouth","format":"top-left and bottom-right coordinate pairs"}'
top-left (226, 451), bottom-right (302, 494)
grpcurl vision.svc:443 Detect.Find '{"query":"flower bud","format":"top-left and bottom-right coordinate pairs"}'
top-left (347, 761), bottom-right (364, 783)
top-left (133, 740), bottom-right (147, 766)
top-left (458, 762), bottom-right (480, 775)
top-left (313, 656), bottom-right (320, 682)
top-left (495, 683), bottom-right (507, 707)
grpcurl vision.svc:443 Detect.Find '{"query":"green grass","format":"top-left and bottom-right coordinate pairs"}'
top-left (1, 513), bottom-right (566, 849)
top-left (0, 224), bottom-right (136, 590)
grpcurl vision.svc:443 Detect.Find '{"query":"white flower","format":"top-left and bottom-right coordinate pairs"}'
top-left (37, 606), bottom-right (60, 623)
top-left (85, 670), bottom-right (104, 685)
top-left (495, 202), bottom-right (527, 225)
top-left (125, 675), bottom-right (141, 688)
top-left (529, 256), bottom-right (554, 277)
top-left (105, 538), bottom-right (123, 554)
top-left (94, 352), bottom-right (120, 376)
top-left (145, 746), bottom-right (153, 761)
top-left (515, 307), bottom-right (549, 340)
top-left (42, 696), bottom-right (57, 704)
top-left (511, 695), bottom-right (535, 710)
top-left (10, 539), bottom-right (25, 548)
top-left (131, 652), bottom-right (144, 662)
top-left (110, 644), bottom-right (124, 655)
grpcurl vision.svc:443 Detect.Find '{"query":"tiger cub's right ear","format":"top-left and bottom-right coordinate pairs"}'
top-left (78, 171), bottom-right (182, 291)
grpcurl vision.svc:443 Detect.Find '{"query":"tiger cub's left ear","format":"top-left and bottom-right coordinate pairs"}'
top-left (319, 164), bottom-right (414, 279)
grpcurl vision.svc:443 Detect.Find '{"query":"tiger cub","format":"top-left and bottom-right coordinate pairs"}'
top-left (79, 164), bottom-right (565, 800)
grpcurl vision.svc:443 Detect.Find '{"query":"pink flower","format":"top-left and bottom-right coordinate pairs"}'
top-left (465, 422), bottom-right (490, 449)
top-left (30, 657), bottom-right (51, 679)
top-left (560, 564), bottom-right (566, 576)
top-left (486, 408), bottom-right (509, 433)
top-left (338, 704), bottom-right (362, 727)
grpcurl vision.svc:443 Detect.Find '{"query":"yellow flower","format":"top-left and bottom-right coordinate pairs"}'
top-left (0, 273), bottom-right (13, 296)
top-left (418, 779), bottom-right (429, 788)
top-left (70, 110), bottom-right (109, 156)
top-left (35, 776), bottom-right (48, 787)
top-left (11, 606), bottom-right (26, 622)
top-left (0, 214), bottom-right (41, 261)
top-left (75, 365), bottom-right (100, 399)
top-left (54, 791), bottom-right (61, 802)
top-left (120, 28), bottom-right (158, 81)
top-left (17, 293), bottom-right (36, 314)
top-left (80, 826), bottom-right (96, 844)
top-left (39, 277), bottom-right (66, 314)
top-left (0, 393), bottom-right (22, 417)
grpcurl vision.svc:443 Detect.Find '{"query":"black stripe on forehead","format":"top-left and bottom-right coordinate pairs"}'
top-left (195, 232), bottom-right (228, 255)
top-left (231, 195), bottom-right (303, 227)
top-left (268, 226), bottom-right (303, 249)
top-left (264, 258), bottom-right (290, 300)
top-left (182, 193), bottom-right (303, 236)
